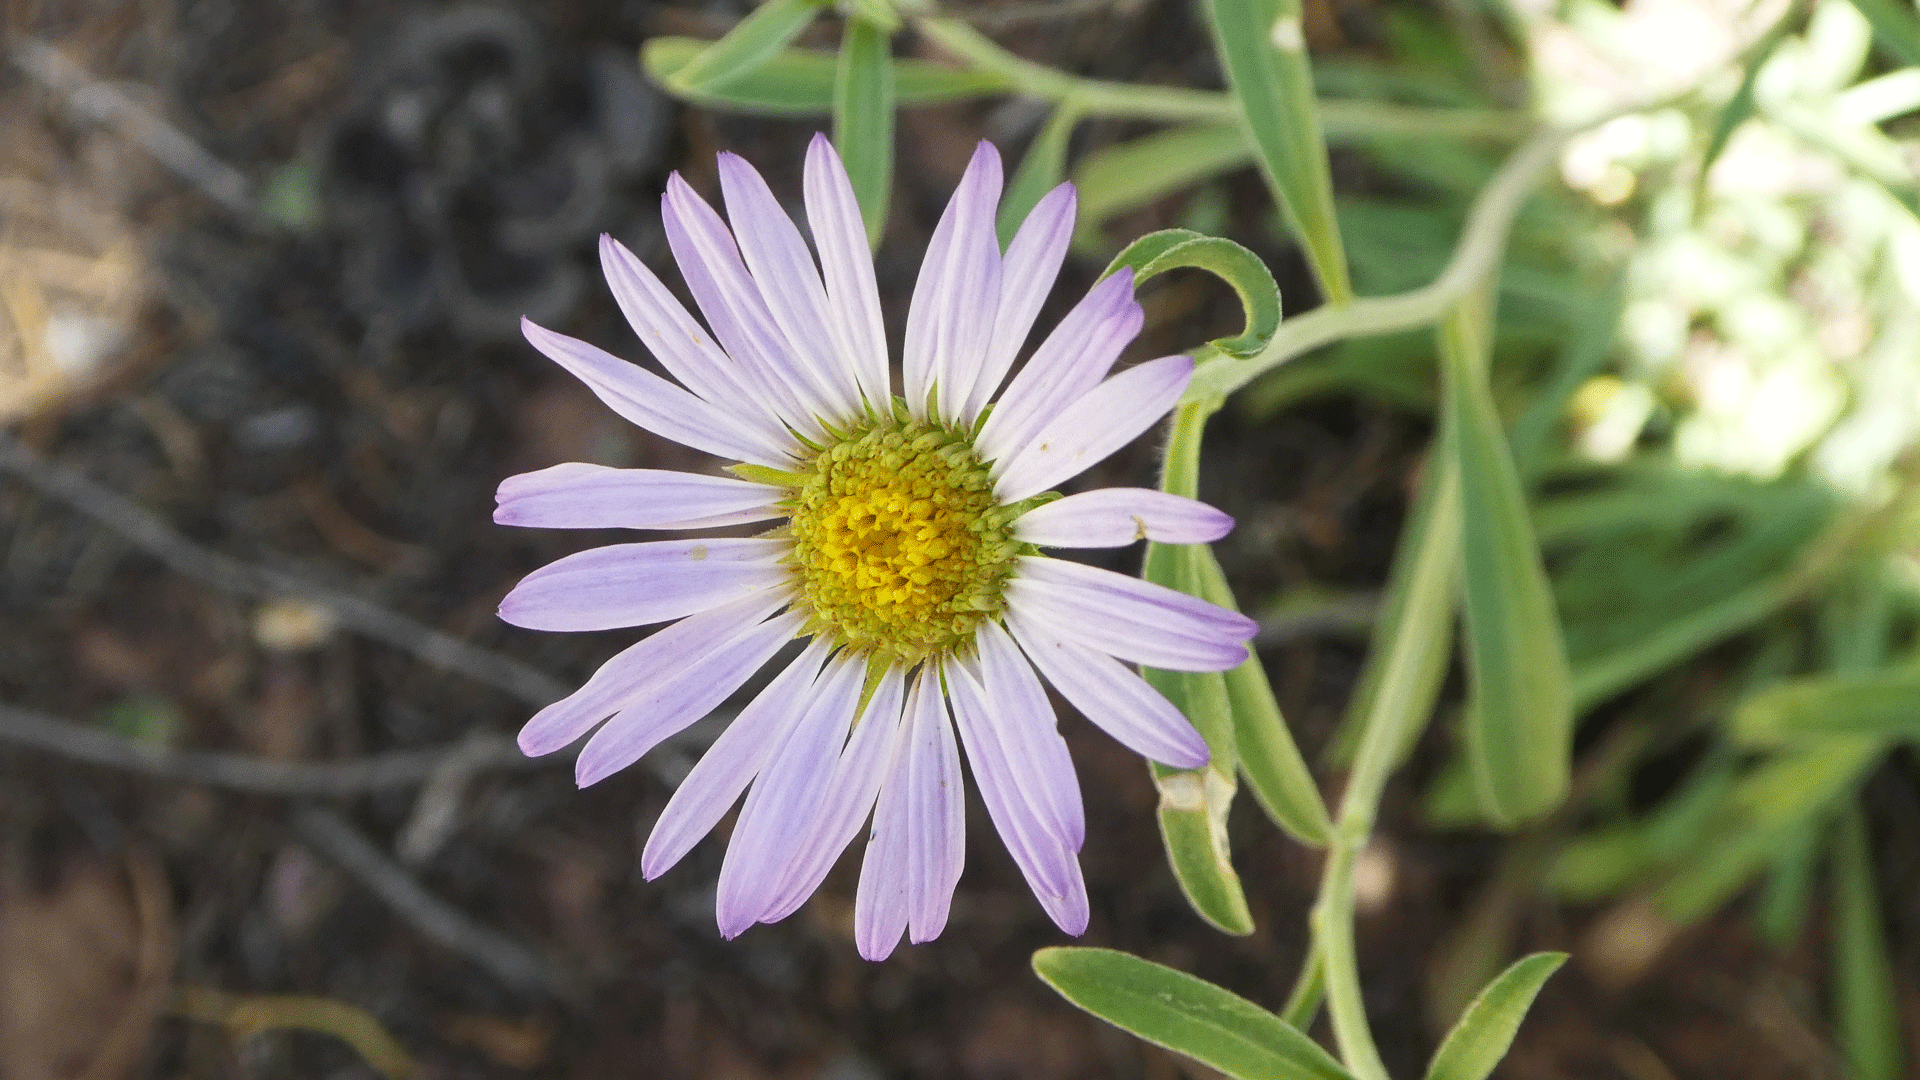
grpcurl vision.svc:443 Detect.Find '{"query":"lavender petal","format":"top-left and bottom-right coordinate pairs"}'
top-left (1012, 488), bottom-right (1232, 549)
top-left (803, 134), bottom-right (891, 410)
top-left (1007, 556), bottom-right (1256, 672)
top-left (963, 183), bottom-right (1075, 420)
top-left (944, 651), bottom-right (1089, 936)
top-left (517, 590), bottom-right (789, 756)
top-left (574, 610), bottom-right (803, 787)
top-left (1005, 607), bottom-right (1210, 769)
top-left (902, 667), bottom-right (965, 942)
top-left (995, 355), bottom-right (1193, 503)
top-left (714, 652), bottom-right (865, 937)
top-left (717, 152), bottom-right (866, 418)
top-left (903, 141), bottom-right (1003, 423)
top-left (663, 175), bottom-right (839, 434)
top-left (598, 234), bottom-right (778, 436)
top-left (975, 270), bottom-right (1141, 465)
top-left (641, 639), bottom-right (832, 880)
top-left (497, 538), bottom-right (788, 632)
top-left (853, 738), bottom-right (912, 960)
top-left (759, 663), bottom-right (907, 922)
top-left (495, 463), bottom-right (783, 531)
top-left (521, 318), bottom-right (793, 467)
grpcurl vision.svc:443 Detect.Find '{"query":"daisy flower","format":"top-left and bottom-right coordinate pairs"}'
top-left (497, 135), bottom-right (1257, 960)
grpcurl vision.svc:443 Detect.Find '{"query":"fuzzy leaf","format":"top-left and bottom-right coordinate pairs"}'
top-left (1424, 953), bottom-right (1567, 1080)
top-left (1035, 948), bottom-right (1355, 1080)
top-left (1104, 229), bottom-right (1281, 360)
top-left (1441, 289), bottom-right (1572, 826)
top-left (658, 0), bottom-right (828, 95)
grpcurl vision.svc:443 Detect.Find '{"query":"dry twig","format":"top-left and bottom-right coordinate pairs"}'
top-left (291, 805), bottom-right (572, 996)
top-left (0, 435), bottom-right (571, 708)
top-left (0, 703), bottom-right (541, 796)
top-left (9, 39), bottom-right (258, 221)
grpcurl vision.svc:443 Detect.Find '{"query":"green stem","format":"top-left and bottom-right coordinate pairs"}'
top-left (1279, 942), bottom-right (1327, 1032)
top-left (916, 17), bottom-right (1235, 122)
top-left (1185, 127), bottom-right (1565, 403)
top-left (1312, 838), bottom-right (1389, 1080)
top-left (1159, 399), bottom-right (1215, 496)
top-left (919, 13), bottom-right (1534, 141)
top-left (1310, 465), bottom-right (1460, 1080)
top-left (1182, 17), bottom-right (1795, 407)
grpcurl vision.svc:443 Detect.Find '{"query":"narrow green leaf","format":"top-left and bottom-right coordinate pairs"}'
top-left (1423, 953), bottom-right (1567, 1080)
top-left (1442, 288), bottom-right (1572, 826)
top-left (660, 0), bottom-right (827, 95)
top-left (1202, 0), bottom-right (1353, 304)
top-left (1548, 754), bottom-right (1737, 900)
top-left (1657, 739), bottom-right (1880, 922)
top-left (1152, 759), bottom-right (1255, 935)
top-left (1074, 123), bottom-right (1252, 231)
top-left (1730, 671), bottom-right (1920, 746)
top-left (1569, 573), bottom-right (1793, 712)
top-left (1188, 544), bottom-right (1332, 845)
top-left (1142, 403), bottom-right (1250, 935)
top-left (1848, 0), bottom-right (1920, 67)
top-left (642, 37), bottom-right (1009, 115)
top-left (1103, 228), bottom-right (1201, 278)
top-left (834, 17), bottom-right (894, 245)
top-left (1034, 948), bottom-right (1356, 1080)
top-left (1832, 806), bottom-right (1903, 1080)
top-left (999, 106), bottom-right (1079, 245)
top-left (1145, 539), bottom-right (1253, 935)
top-left (840, 0), bottom-right (900, 33)
top-left (1754, 818), bottom-right (1819, 947)
top-left (1280, 946), bottom-right (1327, 1032)
top-left (1103, 229), bottom-right (1282, 359)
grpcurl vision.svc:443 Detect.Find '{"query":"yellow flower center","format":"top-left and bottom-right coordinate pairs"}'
top-left (786, 419), bottom-right (1019, 663)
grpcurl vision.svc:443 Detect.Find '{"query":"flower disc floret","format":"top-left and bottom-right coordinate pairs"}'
top-left (787, 419), bottom-right (1017, 661)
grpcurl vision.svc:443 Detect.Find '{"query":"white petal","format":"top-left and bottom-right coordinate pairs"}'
top-left (804, 133), bottom-right (891, 411)
top-left (1013, 488), bottom-right (1232, 548)
top-left (994, 355), bottom-right (1194, 502)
